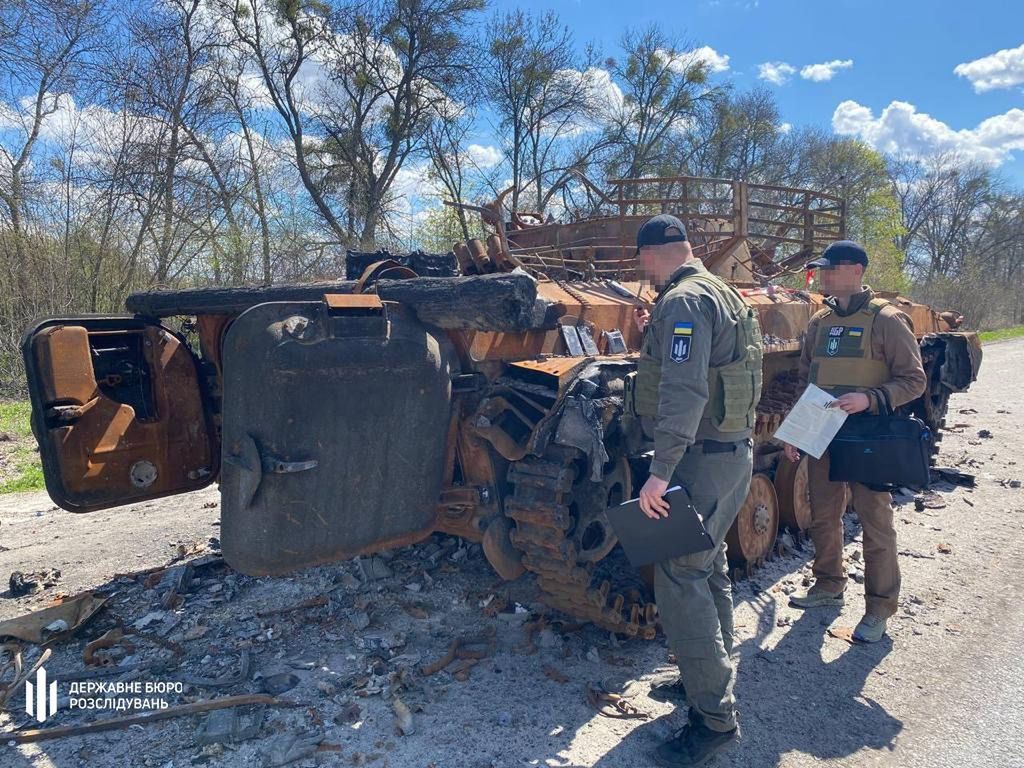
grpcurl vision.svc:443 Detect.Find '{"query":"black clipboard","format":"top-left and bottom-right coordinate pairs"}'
top-left (606, 486), bottom-right (714, 567)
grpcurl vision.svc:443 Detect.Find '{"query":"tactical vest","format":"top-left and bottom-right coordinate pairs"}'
top-left (808, 297), bottom-right (891, 396)
top-left (633, 270), bottom-right (763, 433)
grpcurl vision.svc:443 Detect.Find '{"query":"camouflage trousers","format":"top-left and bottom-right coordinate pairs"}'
top-left (654, 440), bottom-right (753, 733)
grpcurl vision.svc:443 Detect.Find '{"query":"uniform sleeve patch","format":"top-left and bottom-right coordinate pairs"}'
top-left (670, 335), bottom-right (691, 363)
top-left (673, 322), bottom-right (694, 336)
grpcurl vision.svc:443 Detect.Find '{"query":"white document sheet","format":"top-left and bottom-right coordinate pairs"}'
top-left (773, 384), bottom-right (849, 459)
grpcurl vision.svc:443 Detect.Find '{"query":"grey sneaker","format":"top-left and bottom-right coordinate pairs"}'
top-left (853, 613), bottom-right (887, 643)
top-left (789, 585), bottom-right (844, 609)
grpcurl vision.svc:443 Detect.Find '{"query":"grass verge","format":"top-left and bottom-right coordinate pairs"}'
top-left (0, 401), bottom-right (44, 494)
top-left (980, 325), bottom-right (1024, 344)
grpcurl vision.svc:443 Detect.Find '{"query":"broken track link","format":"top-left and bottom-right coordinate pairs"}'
top-left (505, 446), bottom-right (658, 640)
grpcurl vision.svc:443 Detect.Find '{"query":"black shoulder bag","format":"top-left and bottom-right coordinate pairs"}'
top-left (827, 389), bottom-right (931, 489)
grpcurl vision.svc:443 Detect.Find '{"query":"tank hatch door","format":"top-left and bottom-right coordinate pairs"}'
top-left (21, 317), bottom-right (218, 512)
top-left (218, 298), bottom-right (454, 576)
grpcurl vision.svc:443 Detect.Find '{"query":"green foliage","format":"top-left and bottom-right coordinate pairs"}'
top-left (411, 204), bottom-right (483, 253)
top-left (0, 401), bottom-right (33, 439)
top-left (858, 181), bottom-right (909, 294)
top-left (275, 0), bottom-right (300, 22)
top-left (979, 326), bottom-right (1024, 343)
top-left (0, 462), bottom-right (44, 494)
top-left (792, 136), bottom-right (910, 293)
top-left (0, 401), bottom-right (44, 494)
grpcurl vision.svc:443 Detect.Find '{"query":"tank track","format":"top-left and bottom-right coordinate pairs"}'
top-left (504, 445), bottom-right (659, 639)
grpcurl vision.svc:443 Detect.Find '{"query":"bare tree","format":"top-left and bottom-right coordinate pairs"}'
top-left (887, 153), bottom-right (945, 254)
top-left (482, 9), bottom-right (606, 214)
top-left (892, 154), bottom-right (994, 280)
top-left (219, 0), bottom-right (350, 243)
top-left (215, 51), bottom-right (275, 283)
top-left (689, 87), bottom-right (785, 181)
top-left (119, 0), bottom-right (238, 284)
top-left (320, 0), bottom-right (484, 246)
top-left (423, 101), bottom-right (478, 242)
top-left (0, 0), bottom-right (104, 297)
top-left (604, 26), bottom-right (720, 180)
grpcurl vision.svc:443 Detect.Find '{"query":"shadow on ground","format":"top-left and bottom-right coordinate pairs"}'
top-left (587, 603), bottom-right (900, 767)
top-left (587, 499), bottom-right (910, 768)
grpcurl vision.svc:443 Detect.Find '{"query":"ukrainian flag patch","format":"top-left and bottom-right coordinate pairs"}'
top-left (849, 327), bottom-right (863, 337)
top-left (673, 322), bottom-right (694, 336)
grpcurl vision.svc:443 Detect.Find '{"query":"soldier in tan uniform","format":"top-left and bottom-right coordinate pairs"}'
top-left (630, 215), bottom-right (763, 767)
top-left (785, 240), bottom-right (926, 643)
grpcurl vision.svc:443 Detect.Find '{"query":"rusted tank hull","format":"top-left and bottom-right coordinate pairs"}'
top-left (219, 298), bottom-right (456, 576)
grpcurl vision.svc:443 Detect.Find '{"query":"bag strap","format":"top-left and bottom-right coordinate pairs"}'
top-left (872, 387), bottom-right (893, 417)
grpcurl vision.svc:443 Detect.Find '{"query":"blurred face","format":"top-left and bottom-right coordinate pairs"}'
top-left (818, 262), bottom-right (865, 296)
top-left (637, 236), bottom-right (692, 286)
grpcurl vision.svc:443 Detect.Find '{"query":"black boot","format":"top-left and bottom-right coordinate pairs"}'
top-left (648, 675), bottom-right (688, 704)
top-left (654, 710), bottom-right (739, 767)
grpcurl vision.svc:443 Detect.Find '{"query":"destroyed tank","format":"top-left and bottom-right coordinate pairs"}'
top-left (22, 175), bottom-right (982, 640)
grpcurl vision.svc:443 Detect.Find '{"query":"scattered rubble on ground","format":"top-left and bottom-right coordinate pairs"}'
top-left (0, 531), bottom-right (675, 764)
top-left (8, 568), bottom-right (60, 597)
top-left (0, 505), bottom-right (927, 764)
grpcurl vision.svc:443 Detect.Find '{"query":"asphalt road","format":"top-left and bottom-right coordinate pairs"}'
top-left (853, 337), bottom-right (1024, 768)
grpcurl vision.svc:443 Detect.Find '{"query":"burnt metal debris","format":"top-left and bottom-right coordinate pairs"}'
top-left (21, 173), bottom-right (983, 639)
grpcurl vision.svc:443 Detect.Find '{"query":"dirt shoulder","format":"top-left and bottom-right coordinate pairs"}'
top-left (0, 340), bottom-right (1021, 768)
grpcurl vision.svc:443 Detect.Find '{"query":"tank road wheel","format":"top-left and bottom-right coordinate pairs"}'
top-left (726, 474), bottom-right (779, 571)
top-left (775, 456), bottom-right (812, 532)
top-left (505, 447), bottom-right (658, 640)
top-left (570, 457), bottom-right (631, 564)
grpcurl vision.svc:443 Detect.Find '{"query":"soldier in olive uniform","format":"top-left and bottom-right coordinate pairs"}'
top-left (785, 241), bottom-right (926, 643)
top-left (630, 215), bottom-right (763, 767)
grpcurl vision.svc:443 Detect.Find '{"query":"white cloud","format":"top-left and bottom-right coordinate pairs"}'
top-left (658, 47), bottom-right (730, 76)
top-left (0, 102), bottom-right (21, 131)
top-left (680, 46), bottom-right (731, 74)
top-left (1, 94), bottom-right (164, 171)
top-left (758, 61), bottom-right (796, 85)
top-left (553, 66), bottom-right (624, 115)
top-left (800, 59), bottom-right (853, 82)
top-left (465, 144), bottom-right (501, 169)
top-left (585, 67), bottom-right (624, 111)
top-left (954, 43), bottom-right (1024, 93)
top-left (832, 99), bottom-right (1024, 167)
top-left (390, 162), bottom-right (444, 203)
top-left (541, 67), bottom-right (624, 135)
top-left (778, 122), bottom-right (793, 134)
top-left (581, 67), bottom-right (625, 122)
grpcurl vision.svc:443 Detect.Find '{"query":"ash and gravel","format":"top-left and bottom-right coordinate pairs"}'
top-left (1, 338), bottom-right (1023, 768)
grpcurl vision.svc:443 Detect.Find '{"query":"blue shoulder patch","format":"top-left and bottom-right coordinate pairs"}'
top-left (670, 335), bottom-right (691, 363)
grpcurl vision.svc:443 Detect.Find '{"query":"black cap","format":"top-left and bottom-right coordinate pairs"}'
top-left (636, 214), bottom-right (688, 251)
top-left (807, 240), bottom-right (869, 269)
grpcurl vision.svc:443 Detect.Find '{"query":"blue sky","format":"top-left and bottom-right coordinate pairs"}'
top-left (488, 0), bottom-right (1024, 184)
